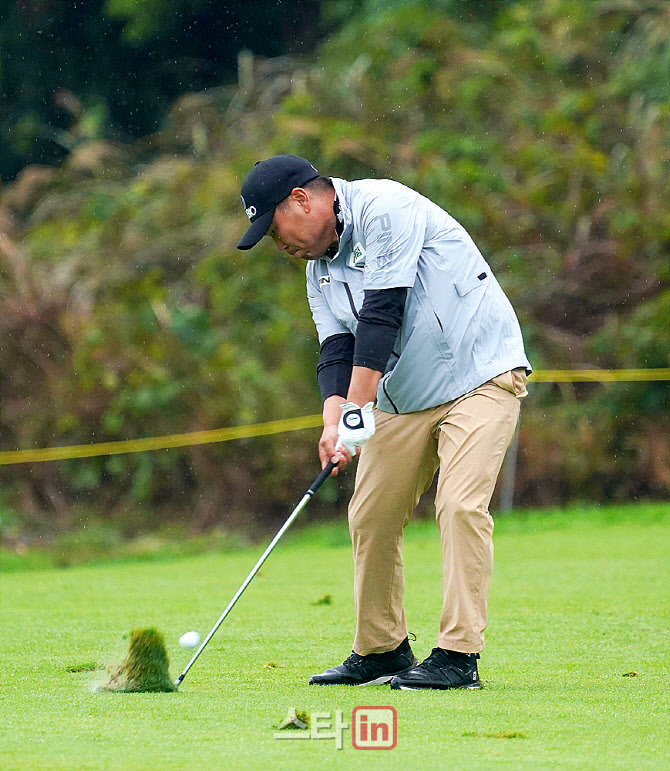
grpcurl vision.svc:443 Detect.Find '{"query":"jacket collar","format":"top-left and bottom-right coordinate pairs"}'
top-left (328, 178), bottom-right (353, 261)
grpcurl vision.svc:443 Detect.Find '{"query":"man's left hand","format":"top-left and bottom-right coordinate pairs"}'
top-left (336, 402), bottom-right (376, 455)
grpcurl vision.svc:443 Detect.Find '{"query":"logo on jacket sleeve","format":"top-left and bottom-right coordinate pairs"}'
top-left (318, 275), bottom-right (331, 286)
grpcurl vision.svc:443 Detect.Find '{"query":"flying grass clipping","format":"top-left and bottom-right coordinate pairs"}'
top-left (98, 628), bottom-right (176, 693)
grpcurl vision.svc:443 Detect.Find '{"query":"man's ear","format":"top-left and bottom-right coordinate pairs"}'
top-left (290, 187), bottom-right (311, 213)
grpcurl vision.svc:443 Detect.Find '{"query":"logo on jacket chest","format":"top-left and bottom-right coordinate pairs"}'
top-left (347, 242), bottom-right (366, 269)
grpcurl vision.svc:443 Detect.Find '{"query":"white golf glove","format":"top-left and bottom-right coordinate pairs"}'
top-left (336, 401), bottom-right (376, 455)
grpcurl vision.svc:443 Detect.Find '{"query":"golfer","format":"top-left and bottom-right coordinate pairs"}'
top-left (237, 155), bottom-right (531, 690)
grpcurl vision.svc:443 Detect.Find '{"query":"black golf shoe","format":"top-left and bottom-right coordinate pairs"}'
top-left (309, 637), bottom-right (418, 686)
top-left (389, 647), bottom-right (482, 690)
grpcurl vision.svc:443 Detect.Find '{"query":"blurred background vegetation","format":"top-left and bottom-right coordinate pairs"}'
top-left (1, 0), bottom-right (669, 548)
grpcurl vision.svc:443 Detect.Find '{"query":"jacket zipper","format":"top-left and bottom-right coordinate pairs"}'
top-left (345, 281), bottom-right (398, 412)
top-left (343, 283), bottom-right (360, 320)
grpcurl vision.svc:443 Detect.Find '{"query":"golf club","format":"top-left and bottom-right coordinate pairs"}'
top-left (174, 459), bottom-right (337, 687)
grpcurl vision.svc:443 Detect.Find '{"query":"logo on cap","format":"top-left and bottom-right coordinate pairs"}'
top-left (241, 196), bottom-right (257, 220)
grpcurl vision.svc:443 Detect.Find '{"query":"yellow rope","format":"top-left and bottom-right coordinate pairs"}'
top-left (0, 415), bottom-right (323, 465)
top-left (529, 368), bottom-right (670, 383)
top-left (1, 369), bottom-right (668, 465)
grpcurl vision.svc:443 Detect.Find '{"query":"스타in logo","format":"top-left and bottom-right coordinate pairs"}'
top-left (352, 707), bottom-right (397, 750)
top-left (274, 706), bottom-right (397, 750)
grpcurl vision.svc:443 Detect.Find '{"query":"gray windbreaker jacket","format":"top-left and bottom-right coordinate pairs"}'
top-left (306, 177), bottom-right (531, 413)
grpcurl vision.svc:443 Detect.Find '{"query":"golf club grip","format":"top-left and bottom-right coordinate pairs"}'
top-left (308, 460), bottom-right (336, 495)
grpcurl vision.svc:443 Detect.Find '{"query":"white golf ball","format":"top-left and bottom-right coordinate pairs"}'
top-left (179, 631), bottom-right (201, 649)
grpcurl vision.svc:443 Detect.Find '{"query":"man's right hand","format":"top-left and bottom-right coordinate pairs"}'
top-left (320, 395), bottom-right (354, 475)
top-left (319, 424), bottom-right (352, 476)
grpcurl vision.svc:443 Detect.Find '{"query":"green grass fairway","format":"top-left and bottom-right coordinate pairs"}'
top-left (2, 504), bottom-right (669, 770)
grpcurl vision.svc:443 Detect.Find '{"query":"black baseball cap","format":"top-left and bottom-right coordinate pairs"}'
top-left (237, 154), bottom-right (320, 250)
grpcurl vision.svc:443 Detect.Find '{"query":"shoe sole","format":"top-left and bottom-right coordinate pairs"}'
top-left (394, 682), bottom-right (482, 691)
top-left (358, 673), bottom-right (396, 686)
top-left (309, 665), bottom-right (416, 687)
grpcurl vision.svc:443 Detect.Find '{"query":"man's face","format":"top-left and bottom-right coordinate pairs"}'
top-left (267, 188), bottom-right (337, 260)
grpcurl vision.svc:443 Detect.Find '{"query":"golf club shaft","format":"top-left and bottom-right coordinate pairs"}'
top-left (175, 460), bottom-right (336, 686)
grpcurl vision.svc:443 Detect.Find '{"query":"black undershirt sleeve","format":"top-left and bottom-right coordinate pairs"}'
top-left (353, 287), bottom-right (407, 372)
top-left (316, 333), bottom-right (355, 401)
top-left (315, 287), bottom-right (408, 401)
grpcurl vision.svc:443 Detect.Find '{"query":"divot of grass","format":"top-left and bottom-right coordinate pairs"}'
top-left (311, 593), bottom-right (333, 605)
top-left (65, 663), bottom-right (100, 673)
top-left (463, 730), bottom-right (526, 739)
top-left (98, 628), bottom-right (176, 693)
top-left (276, 707), bottom-right (310, 730)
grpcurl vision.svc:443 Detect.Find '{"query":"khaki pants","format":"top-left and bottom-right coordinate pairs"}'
top-left (349, 369), bottom-right (528, 655)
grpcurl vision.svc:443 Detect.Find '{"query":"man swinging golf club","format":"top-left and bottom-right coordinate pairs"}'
top-left (237, 155), bottom-right (531, 690)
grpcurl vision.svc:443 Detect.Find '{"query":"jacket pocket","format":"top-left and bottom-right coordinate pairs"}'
top-left (455, 271), bottom-right (488, 296)
top-left (415, 275), bottom-right (454, 364)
